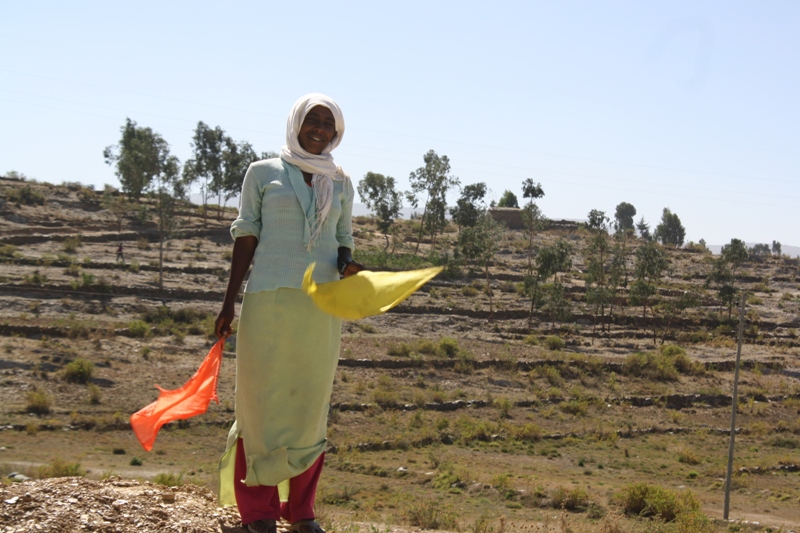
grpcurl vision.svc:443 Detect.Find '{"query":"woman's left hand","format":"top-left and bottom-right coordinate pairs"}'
top-left (342, 261), bottom-right (366, 278)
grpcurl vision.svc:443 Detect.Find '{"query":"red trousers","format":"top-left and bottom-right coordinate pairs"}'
top-left (234, 438), bottom-right (324, 525)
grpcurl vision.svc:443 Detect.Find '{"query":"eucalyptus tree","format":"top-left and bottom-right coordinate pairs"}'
top-left (708, 238), bottom-right (749, 319)
top-left (183, 121), bottom-right (225, 224)
top-left (523, 240), bottom-right (572, 330)
top-left (406, 150), bottom-right (459, 252)
top-left (219, 138), bottom-right (258, 219)
top-left (358, 172), bottom-right (403, 250)
top-left (629, 240), bottom-right (668, 322)
top-left (456, 211), bottom-right (506, 317)
top-left (585, 212), bottom-right (612, 334)
top-left (450, 182), bottom-right (487, 230)
top-left (521, 179), bottom-right (545, 275)
top-left (104, 118), bottom-right (175, 201)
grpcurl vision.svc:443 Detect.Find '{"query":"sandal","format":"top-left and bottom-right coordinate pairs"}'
top-left (246, 519), bottom-right (277, 533)
top-left (288, 519), bottom-right (325, 533)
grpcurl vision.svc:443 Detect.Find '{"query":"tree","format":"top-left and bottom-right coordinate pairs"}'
top-left (586, 209), bottom-right (609, 232)
top-left (357, 172), bottom-right (403, 250)
top-left (654, 208), bottom-right (685, 247)
top-left (523, 240), bottom-right (572, 330)
top-left (456, 211), bottom-right (505, 317)
top-left (710, 238), bottom-right (749, 319)
top-left (614, 202), bottom-right (637, 232)
top-left (145, 152), bottom-right (182, 289)
top-left (406, 150), bottom-right (459, 252)
top-left (219, 138), bottom-right (258, 219)
top-left (450, 182), bottom-right (487, 230)
top-left (101, 185), bottom-right (134, 235)
top-left (585, 231), bottom-right (611, 334)
top-left (772, 240), bottom-right (782, 256)
top-left (628, 240), bottom-right (668, 328)
top-left (497, 190), bottom-right (519, 208)
top-left (182, 121), bottom-right (225, 224)
top-left (721, 238), bottom-right (748, 276)
top-left (521, 179), bottom-right (545, 276)
top-left (636, 217), bottom-right (651, 241)
top-left (104, 118), bottom-right (175, 201)
top-left (749, 243), bottom-right (770, 258)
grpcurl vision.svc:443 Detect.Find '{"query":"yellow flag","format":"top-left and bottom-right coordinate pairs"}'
top-left (302, 263), bottom-right (443, 320)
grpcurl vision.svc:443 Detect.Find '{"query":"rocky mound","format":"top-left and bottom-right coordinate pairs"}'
top-left (1, 477), bottom-right (242, 533)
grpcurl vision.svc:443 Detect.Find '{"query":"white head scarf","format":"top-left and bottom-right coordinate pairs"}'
top-left (280, 93), bottom-right (348, 250)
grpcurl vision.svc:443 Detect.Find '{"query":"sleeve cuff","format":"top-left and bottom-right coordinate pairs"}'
top-left (230, 220), bottom-right (261, 240)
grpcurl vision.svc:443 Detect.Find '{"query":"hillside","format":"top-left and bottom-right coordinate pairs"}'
top-left (1, 176), bottom-right (799, 533)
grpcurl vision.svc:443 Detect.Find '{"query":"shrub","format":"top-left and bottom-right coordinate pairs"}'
top-left (153, 472), bottom-right (183, 486)
top-left (128, 260), bottom-right (140, 273)
top-left (26, 388), bottom-right (52, 415)
top-left (127, 320), bottom-right (151, 338)
top-left (63, 358), bottom-right (94, 384)
top-left (551, 486), bottom-right (589, 511)
top-left (88, 384), bottom-right (102, 404)
top-left (677, 448), bottom-right (700, 465)
top-left (137, 237), bottom-right (150, 250)
top-left (8, 185), bottom-right (45, 206)
top-left (64, 263), bottom-right (81, 277)
top-left (24, 270), bottom-right (47, 285)
top-left (766, 436), bottom-right (799, 448)
top-left (538, 365), bottom-right (564, 387)
top-left (493, 398), bottom-right (513, 418)
top-left (130, 457), bottom-right (143, 466)
top-left (561, 399), bottom-right (589, 416)
top-left (38, 458), bottom-right (85, 478)
top-left (437, 337), bottom-right (460, 357)
top-left (461, 285), bottom-right (479, 297)
top-left (544, 335), bottom-right (565, 351)
top-left (406, 501), bottom-right (457, 530)
top-left (63, 236), bottom-right (81, 253)
top-left (614, 483), bottom-right (702, 522)
top-left (388, 343), bottom-right (412, 357)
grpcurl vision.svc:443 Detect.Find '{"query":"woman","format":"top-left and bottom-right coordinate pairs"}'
top-left (215, 93), bottom-right (363, 533)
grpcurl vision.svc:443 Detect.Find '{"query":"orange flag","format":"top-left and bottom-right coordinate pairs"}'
top-left (130, 339), bottom-right (225, 451)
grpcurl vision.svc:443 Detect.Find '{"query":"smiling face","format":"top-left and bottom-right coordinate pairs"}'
top-left (297, 105), bottom-right (337, 155)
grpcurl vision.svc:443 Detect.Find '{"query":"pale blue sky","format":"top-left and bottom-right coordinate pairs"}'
top-left (1, 1), bottom-right (798, 247)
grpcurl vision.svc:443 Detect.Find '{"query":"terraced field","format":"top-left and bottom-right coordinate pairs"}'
top-left (1, 176), bottom-right (799, 532)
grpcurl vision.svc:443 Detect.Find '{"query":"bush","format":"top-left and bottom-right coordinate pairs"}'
top-left (437, 337), bottom-right (460, 357)
top-left (88, 384), bottom-right (102, 404)
top-left (62, 236), bottom-right (81, 253)
top-left (623, 352), bottom-right (679, 381)
top-left (153, 472), bottom-right (183, 486)
top-left (614, 483), bottom-right (702, 522)
top-left (127, 320), bottom-right (151, 338)
top-left (461, 285), bottom-right (479, 297)
top-left (63, 358), bottom-right (94, 384)
top-left (7, 185), bottom-right (45, 206)
top-left (38, 458), bottom-right (85, 478)
top-left (538, 365), bottom-right (564, 387)
top-left (551, 486), bottom-right (589, 511)
top-left (388, 343), bottom-right (412, 357)
top-left (26, 388), bottom-right (52, 415)
top-left (544, 335), bottom-right (565, 351)
top-left (406, 501), bottom-right (458, 530)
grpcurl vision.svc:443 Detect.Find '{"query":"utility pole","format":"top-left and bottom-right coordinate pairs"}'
top-left (724, 291), bottom-right (746, 521)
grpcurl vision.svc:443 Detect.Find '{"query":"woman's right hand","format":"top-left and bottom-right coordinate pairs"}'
top-left (215, 305), bottom-right (235, 340)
